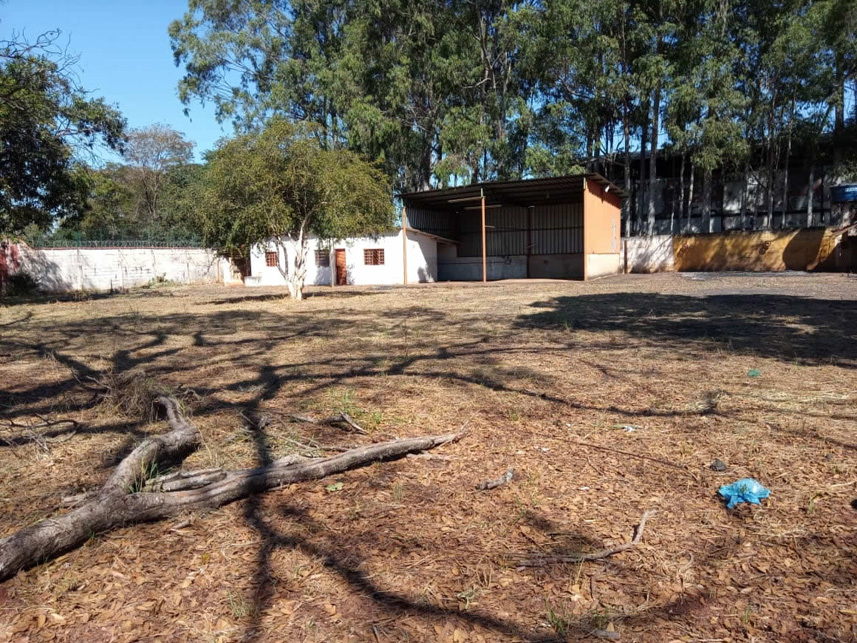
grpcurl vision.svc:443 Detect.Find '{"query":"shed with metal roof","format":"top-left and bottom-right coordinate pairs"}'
top-left (400, 173), bottom-right (625, 281)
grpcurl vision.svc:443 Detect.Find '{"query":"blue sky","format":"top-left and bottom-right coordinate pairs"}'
top-left (2, 0), bottom-right (226, 161)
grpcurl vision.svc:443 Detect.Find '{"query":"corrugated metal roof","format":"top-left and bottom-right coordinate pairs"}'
top-left (400, 173), bottom-right (627, 211)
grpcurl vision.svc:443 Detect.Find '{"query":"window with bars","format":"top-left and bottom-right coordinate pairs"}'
top-left (315, 250), bottom-right (330, 267)
top-left (363, 248), bottom-right (384, 265)
top-left (265, 251), bottom-right (279, 267)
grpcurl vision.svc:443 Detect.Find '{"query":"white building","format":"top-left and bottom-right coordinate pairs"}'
top-left (245, 228), bottom-right (444, 287)
top-left (246, 174), bottom-right (626, 287)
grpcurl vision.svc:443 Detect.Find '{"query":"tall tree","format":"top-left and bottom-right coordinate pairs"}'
top-left (123, 124), bottom-right (194, 223)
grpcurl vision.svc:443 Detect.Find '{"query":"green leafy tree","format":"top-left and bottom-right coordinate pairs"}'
top-left (74, 164), bottom-right (135, 237)
top-left (199, 119), bottom-right (393, 299)
top-left (0, 30), bottom-right (125, 235)
top-left (123, 124), bottom-right (195, 223)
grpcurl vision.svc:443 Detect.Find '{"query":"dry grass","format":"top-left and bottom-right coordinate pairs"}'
top-left (1, 272), bottom-right (856, 642)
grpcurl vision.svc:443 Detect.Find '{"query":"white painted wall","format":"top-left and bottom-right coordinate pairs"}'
top-left (245, 241), bottom-right (289, 287)
top-left (246, 230), bottom-right (438, 287)
top-left (586, 253), bottom-right (622, 279)
top-left (623, 236), bottom-right (675, 273)
top-left (10, 245), bottom-right (225, 292)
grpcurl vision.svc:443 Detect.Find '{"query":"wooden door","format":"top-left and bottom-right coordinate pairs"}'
top-left (334, 249), bottom-right (347, 285)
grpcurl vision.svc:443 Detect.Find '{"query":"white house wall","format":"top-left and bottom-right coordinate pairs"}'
top-left (246, 230), bottom-right (438, 287)
top-left (246, 242), bottom-right (288, 287)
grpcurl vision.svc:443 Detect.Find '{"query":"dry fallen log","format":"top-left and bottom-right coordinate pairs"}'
top-left (515, 509), bottom-right (657, 567)
top-left (0, 396), bottom-right (460, 582)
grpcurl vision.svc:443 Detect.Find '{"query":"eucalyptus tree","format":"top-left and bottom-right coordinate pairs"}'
top-left (123, 124), bottom-right (195, 223)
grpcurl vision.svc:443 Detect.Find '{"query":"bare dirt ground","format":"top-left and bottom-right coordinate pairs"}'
top-left (1, 272), bottom-right (856, 642)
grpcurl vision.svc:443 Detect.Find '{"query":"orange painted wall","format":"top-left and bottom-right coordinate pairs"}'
top-left (583, 180), bottom-right (622, 255)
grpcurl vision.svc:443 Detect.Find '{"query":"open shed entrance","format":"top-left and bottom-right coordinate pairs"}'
top-left (400, 173), bottom-right (625, 282)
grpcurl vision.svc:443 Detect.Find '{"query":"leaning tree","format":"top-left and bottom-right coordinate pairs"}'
top-left (198, 119), bottom-right (394, 300)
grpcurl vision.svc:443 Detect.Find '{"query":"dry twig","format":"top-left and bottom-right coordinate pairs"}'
top-left (515, 509), bottom-right (657, 567)
top-left (287, 411), bottom-right (369, 434)
top-left (573, 440), bottom-right (690, 474)
top-left (476, 467), bottom-right (515, 491)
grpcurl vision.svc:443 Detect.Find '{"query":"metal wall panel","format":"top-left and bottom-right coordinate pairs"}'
top-left (530, 201), bottom-right (583, 255)
top-left (405, 207), bottom-right (454, 239)
top-left (457, 206), bottom-right (527, 257)
top-left (411, 200), bottom-right (583, 257)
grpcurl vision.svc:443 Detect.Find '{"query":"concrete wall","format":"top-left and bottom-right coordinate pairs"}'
top-left (624, 235), bottom-right (675, 273)
top-left (622, 227), bottom-right (856, 273)
top-left (583, 179), bottom-right (623, 279)
top-left (247, 242), bottom-right (289, 287)
top-left (672, 228), bottom-right (848, 272)
top-left (586, 253), bottom-right (622, 279)
top-left (437, 244), bottom-right (527, 281)
top-left (246, 230), bottom-right (438, 287)
top-left (528, 253), bottom-right (583, 279)
top-left (2, 243), bottom-right (224, 293)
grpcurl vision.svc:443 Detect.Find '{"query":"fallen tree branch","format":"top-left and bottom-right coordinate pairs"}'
top-left (476, 467), bottom-right (515, 491)
top-left (514, 509), bottom-right (657, 567)
top-left (285, 411), bottom-right (368, 434)
top-left (0, 417), bottom-right (80, 449)
top-left (0, 396), bottom-right (461, 582)
top-left (1, 417), bottom-right (79, 431)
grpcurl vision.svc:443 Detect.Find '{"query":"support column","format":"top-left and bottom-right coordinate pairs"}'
top-left (526, 205), bottom-right (533, 279)
top-left (402, 205), bottom-right (408, 285)
top-left (481, 189), bottom-right (487, 283)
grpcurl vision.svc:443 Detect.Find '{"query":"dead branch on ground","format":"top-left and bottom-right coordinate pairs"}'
top-left (514, 509), bottom-right (657, 567)
top-left (0, 417), bottom-right (80, 449)
top-left (283, 411), bottom-right (369, 434)
top-left (0, 396), bottom-right (461, 582)
top-left (476, 467), bottom-right (515, 490)
top-left (573, 440), bottom-right (692, 475)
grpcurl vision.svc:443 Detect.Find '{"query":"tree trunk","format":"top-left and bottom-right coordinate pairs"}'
top-left (638, 103), bottom-right (649, 235)
top-left (806, 163), bottom-right (815, 227)
top-left (287, 228), bottom-right (308, 301)
top-left (702, 168), bottom-right (713, 233)
top-left (833, 56), bottom-right (845, 172)
top-left (782, 100), bottom-right (794, 228)
top-left (622, 101), bottom-right (632, 238)
top-left (740, 163), bottom-right (750, 230)
top-left (687, 161), bottom-right (695, 232)
top-left (678, 151), bottom-right (686, 233)
top-left (647, 85), bottom-right (661, 236)
top-left (0, 397), bottom-right (460, 582)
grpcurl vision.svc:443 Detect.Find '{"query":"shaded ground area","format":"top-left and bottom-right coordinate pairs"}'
top-left (1, 272), bottom-right (856, 642)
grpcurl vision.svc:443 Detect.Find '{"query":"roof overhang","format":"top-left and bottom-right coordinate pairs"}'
top-left (399, 173), bottom-right (626, 212)
top-left (403, 227), bottom-right (459, 245)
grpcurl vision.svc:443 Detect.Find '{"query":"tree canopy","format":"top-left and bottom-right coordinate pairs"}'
top-left (170, 0), bottom-right (857, 229)
top-left (0, 30), bottom-right (125, 236)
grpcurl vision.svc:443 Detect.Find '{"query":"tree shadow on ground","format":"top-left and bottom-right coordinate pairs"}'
top-left (516, 293), bottom-right (857, 368)
top-left (3, 287), bottom-right (856, 640)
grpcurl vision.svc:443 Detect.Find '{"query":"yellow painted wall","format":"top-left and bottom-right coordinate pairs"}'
top-left (672, 228), bottom-right (846, 272)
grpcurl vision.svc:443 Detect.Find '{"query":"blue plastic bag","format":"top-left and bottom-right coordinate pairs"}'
top-left (718, 478), bottom-right (770, 509)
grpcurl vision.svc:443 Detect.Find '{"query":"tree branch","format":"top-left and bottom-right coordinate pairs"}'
top-left (0, 397), bottom-right (461, 582)
top-left (514, 510), bottom-right (657, 567)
